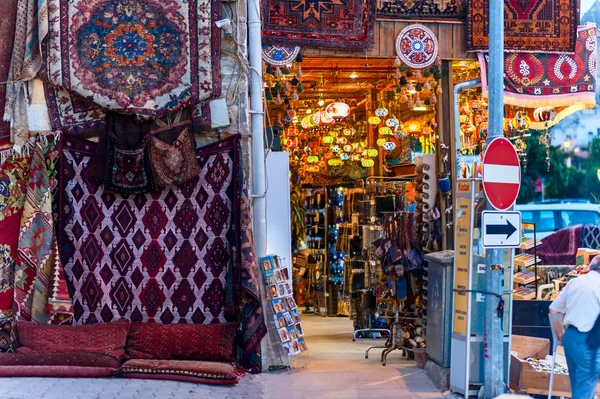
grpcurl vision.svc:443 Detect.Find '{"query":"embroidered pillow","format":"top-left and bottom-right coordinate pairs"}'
top-left (16, 321), bottom-right (130, 362)
top-left (126, 322), bottom-right (238, 362)
top-left (149, 123), bottom-right (200, 188)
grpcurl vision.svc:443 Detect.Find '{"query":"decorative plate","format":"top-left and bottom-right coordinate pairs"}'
top-left (395, 24), bottom-right (438, 69)
top-left (262, 45), bottom-right (301, 66)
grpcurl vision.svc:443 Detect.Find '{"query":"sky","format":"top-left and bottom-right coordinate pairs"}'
top-left (581, 0), bottom-right (595, 15)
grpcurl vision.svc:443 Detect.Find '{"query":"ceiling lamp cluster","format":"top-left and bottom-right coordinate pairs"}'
top-left (534, 106), bottom-right (556, 171)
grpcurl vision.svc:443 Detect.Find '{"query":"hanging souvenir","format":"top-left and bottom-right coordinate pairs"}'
top-left (395, 24), bottom-right (439, 70)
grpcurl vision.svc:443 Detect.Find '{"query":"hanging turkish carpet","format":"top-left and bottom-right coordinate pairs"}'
top-left (468, 0), bottom-right (578, 53)
top-left (478, 25), bottom-right (597, 124)
top-left (376, 0), bottom-right (466, 20)
top-left (14, 137), bottom-right (73, 325)
top-left (0, 0), bottom-right (18, 144)
top-left (0, 150), bottom-right (31, 352)
top-left (59, 135), bottom-right (266, 372)
top-left (40, 0), bottom-right (221, 134)
top-left (261, 0), bottom-right (376, 50)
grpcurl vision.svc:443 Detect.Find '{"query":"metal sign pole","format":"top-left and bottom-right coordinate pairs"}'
top-left (485, 0), bottom-right (505, 397)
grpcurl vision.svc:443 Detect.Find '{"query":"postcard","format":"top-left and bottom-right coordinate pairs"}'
top-left (283, 312), bottom-right (294, 326)
top-left (295, 323), bottom-right (304, 336)
top-left (278, 327), bottom-right (290, 343)
top-left (271, 299), bottom-right (284, 314)
top-left (287, 326), bottom-right (298, 341)
top-left (274, 314), bottom-right (286, 329)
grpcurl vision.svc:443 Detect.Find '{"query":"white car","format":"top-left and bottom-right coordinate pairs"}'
top-left (514, 202), bottom-right (600, 239)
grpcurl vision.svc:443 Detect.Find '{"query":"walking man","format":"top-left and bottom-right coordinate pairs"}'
top-left (550, 256), bottom-right (600, 399)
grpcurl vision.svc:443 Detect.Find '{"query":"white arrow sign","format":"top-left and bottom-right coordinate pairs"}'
top-left (482, 211), bottom-right (522, 248)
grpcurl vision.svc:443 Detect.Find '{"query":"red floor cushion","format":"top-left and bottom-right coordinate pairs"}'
top-left (126, 322), bottom-right (238, 362)
top-left (17, 321), bottom-right (130, 362)
top-left (120, 359), bottom-right (243, 385)
top-left (0, 352), bottom-right (119, 377)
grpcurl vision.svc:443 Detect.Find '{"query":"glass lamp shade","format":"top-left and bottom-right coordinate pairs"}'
top-left (383, 141), bottom-right (397, 151)
top-left (361, 159), bottom-right (375, 168)
top-left (328, 159), bottom-right (343, 166)
top-left (367, 148), bottom-right (379, 157)
top-left (379, 127), bottom-right (392, 135)
top-left (324, 102), bottom-right (350, 119)
top-left (368, 116), bottom-right (381, 125)
top-left (286, 126), bottom-right (299, 137)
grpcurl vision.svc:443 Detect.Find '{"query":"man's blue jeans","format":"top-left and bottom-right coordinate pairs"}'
top-left (563, 326), bottom-right (600, 399)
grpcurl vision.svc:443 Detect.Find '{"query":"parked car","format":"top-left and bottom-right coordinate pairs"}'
top-left (514, 203), bottom-right (600, 239)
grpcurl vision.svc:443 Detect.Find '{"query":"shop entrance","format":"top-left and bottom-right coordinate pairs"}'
top-left (262, 55), bottom-right (482, 369)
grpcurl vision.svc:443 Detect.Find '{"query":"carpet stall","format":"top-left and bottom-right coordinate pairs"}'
top-left (0, 133), bottom-right (266, 382)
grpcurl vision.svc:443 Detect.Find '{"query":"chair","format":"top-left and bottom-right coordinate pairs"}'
top-left (548, 313), bottom-right (564, 399)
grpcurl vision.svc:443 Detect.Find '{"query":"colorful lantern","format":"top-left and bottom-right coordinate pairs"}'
top-left (320, 112), bottom-right (335, 124)
top-left (324, 102), bottom-right (350, 119)
top-left (331, 145), bottom-right (342, 153)
top-left (307, 155), bottom-right (319, 164)
top-left (375, 103), bottom-right (389, 117)
top-left (367, 148), bottom-right (379, 157)
top-left (339, 153), bottom-right (350, 161)
top-left (328, 159), bottom-right (343, 166)
top-left (286, 126), bottom-right (299, 137)
top-left (379, 127), bottom-right (392, 136)
top-left (377, 138), bottom-right (387, 147)
top-left (361, 159), bottom-right (375, 168)
top-left (406, 120), bottom-right (422, 135)
top-left (343, 128), bottom-right (354, 136)
top-left (383, 141), bottom-right (397, 151)
top-left (368, 116), bottom-right (381, 125)
top-left (343, 144), bottom-right (353, 153)
top-left (385, 117), bottom-right (399, 128)
top-left (322, 136), bottom-right (334, 144)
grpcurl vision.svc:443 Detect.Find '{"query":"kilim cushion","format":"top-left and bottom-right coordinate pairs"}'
top-left (16, 321), bottom-right (130, 362)
top-left (0, 350), bottom-right (121, 369)
top-left (120, 359), bottom-right (242, 385)
top-left (126, 322), bottom-right (238, 362)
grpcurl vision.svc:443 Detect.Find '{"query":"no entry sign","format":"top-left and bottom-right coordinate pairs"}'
top-left (482, 137), bottom-right (521, 211)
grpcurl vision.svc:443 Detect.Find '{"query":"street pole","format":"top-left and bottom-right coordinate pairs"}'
top-left (485, 0), bottom-right (505, 397)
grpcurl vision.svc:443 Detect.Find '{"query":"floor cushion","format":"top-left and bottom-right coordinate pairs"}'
top-left (16, 321), bottom-right (130, 362)
top-left (0, 352), bottom-right (119, 377)
top-left (119, 359), bottom-right (243, 385)
top-left (126, 322), bottom-right (238, 362)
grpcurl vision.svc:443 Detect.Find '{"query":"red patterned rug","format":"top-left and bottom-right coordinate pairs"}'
top-left (59, 135), bottom-right (265, 372)
top-left (262, 0), bottom-right (375, 50)
top-left (40, 0), bottom-right (221, 134)
top-left (478, 25), bottom-right (596, 110)
top-left (468, 0), bottom-right (578, 53)
top-left (0, 0), bottom-right (17, 143)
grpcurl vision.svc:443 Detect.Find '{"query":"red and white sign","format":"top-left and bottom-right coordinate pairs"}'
top-left (482, 137), bottom-right (521, 211)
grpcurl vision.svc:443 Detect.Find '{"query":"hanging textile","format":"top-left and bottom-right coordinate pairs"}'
top-left (59, 134), bottom-right (265, 372)
top-left (0, 151), bottom-right (31, 351)
top-left (376, 0), bottom-right (466, 21)
top-left (468, 0), bottom-right (578, 53)
top-left (40, 0), bottom-right (221, 134)
top-left (261, 0), bottom-right (375, 50)
top-left (14, 137), bottom-right (73, 324)
top-left (478, 25), bottom-right (597, 127)
top-left (0, 0), bottom-right (18, 144)
top-left (3, 0), bottom-right (49, 150)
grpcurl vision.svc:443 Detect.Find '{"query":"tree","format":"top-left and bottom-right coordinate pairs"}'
top-left (517, 130), bottom-right (568, 203)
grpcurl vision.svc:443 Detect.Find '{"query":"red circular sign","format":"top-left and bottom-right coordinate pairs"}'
top-left (482, 137), bottom-right (521, 210)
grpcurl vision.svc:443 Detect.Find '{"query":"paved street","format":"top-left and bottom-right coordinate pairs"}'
top-left (0, 314), bottom-right (443, 399)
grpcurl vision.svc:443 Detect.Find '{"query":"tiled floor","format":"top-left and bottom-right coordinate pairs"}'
top-left (0, 314), bottom-right (443, 399)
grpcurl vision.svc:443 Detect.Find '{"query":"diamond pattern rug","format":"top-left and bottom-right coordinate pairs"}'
top-left (0, 0), bottom-right (17, 143)
top-left (59, 134), bottom-right (265, 372)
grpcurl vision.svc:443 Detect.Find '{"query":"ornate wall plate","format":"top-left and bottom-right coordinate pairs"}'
top-left (395, 24), bottom-right (439, 69)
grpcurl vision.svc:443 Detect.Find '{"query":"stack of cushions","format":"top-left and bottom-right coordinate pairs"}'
top-left (0, 321), bottom-right (243, 385)
top-left (0, 322), bottom-right (129, 377)
top-left (121, 322), bottom-right (242, 384)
